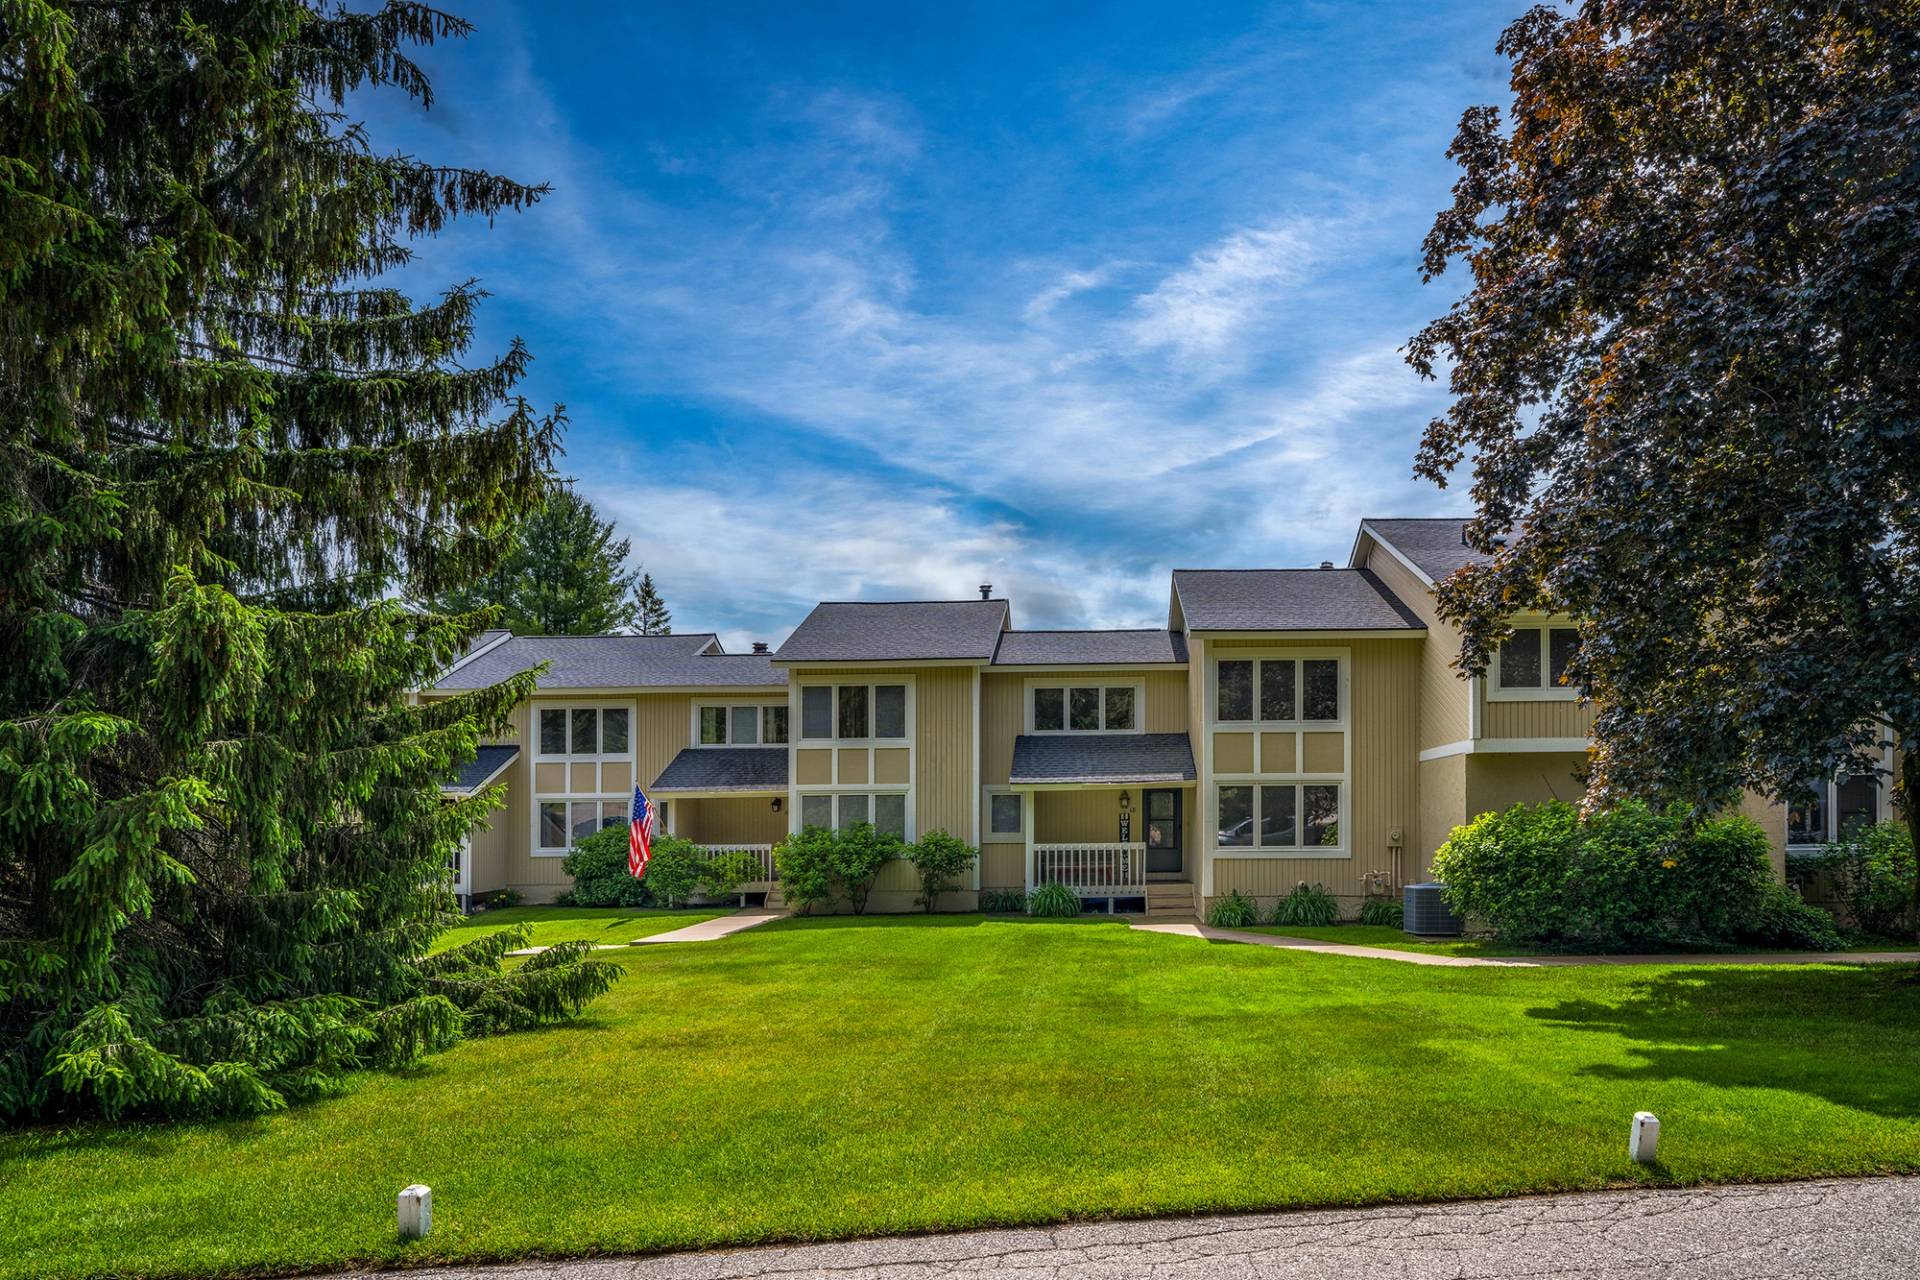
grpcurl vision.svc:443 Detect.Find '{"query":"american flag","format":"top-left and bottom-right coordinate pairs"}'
top-left (629, 785), bottom-right (658, 879)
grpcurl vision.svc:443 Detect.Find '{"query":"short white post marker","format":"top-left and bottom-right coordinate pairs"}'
top-left (1629, 1112), bottom-right (1660, 1165)
top-left (398, 1184), bottom-right (432, 1240)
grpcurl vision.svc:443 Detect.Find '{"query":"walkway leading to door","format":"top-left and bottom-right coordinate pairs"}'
top-left (505, 909), bottom-right (783, 956)
top-left (1132, 919), bottom-right (1920, 968)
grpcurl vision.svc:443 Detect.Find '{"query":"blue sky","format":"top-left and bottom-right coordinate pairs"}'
top-left (365, 1), bottom-right (1518, 649)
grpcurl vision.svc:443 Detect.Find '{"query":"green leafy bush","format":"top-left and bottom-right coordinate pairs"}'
top-left (1271, 882), bottom-right (1339, 927)
top-left (1793, 821), bottom-right (1915, 939)
top-left (1205, 889), bottom-right (1260, 928)
top-left (562, 827), bottom-right (652, 907)
top-left (979, 887), bottom-right (1027, 913)
top-left (1740, 881), bottom-right (1845, 952)
top-left (1026, 881), bottom-right (1080, 918)
top-left (830, 822), bottom-right (903, 914)
top-left (1433, 800), bottom-right (1784, 950)
top-left (698, 849), bottom-right (764, 902)
top-left (909, 829), bottom-right (978, 912)
top-left (1359, 896), bottom-right (1404, 927)
top-left (477, 888), bottom-right (523, 910)
top-left (774, 826), bottom-right (838, 915)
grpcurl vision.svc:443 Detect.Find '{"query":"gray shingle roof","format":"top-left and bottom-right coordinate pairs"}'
top-left (992, 630), bottom-right (1189, 666)
top-left (432, 633), bottom-right (785, 691)
top-left (442, 744), bottom-right (519, 794)
top-left (1171, 568), bottom-right (1423, 632)
top-left (1008, 733), bottom-right (1197, 785)
top-left (775, 600), bottom-right (1010, 663)
top-left (1360, 518), bottom-right (1500, 584)
top-left (651, 747), bottom-right (788, 793)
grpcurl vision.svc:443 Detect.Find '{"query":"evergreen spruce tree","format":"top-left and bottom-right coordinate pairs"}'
top-left (430, 486), bottom-right (642, 634)
top-left (0, 1), bottom-right (615, 1121)
top-left (633, 573), bottom-right (672, 636)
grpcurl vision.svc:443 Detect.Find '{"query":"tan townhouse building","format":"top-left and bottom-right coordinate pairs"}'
top-left (432, 517), bottom-right (1885, 918)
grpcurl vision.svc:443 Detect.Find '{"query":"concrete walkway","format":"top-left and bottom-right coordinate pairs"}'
top-left (506, 909), bottom-right (782, 956)
top-left (1131, 919), bottom-right (1920, 968)
top-left (328, 1176), bottom-right (1920, 1279)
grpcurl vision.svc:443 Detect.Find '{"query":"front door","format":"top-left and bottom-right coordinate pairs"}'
top-left (1143, 789), bottom-right (1183, 875)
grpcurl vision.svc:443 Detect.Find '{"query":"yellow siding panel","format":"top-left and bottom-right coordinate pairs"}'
top-left (1365, 544), bottom-right (1470, 750)
top-left (1144, 672), bottom-right (1188, 733)
top-left (1035, 788), bottom-right (1133, 843)
top-left (795, 749), bottom-right (833, 785)
top-left (1481, 696), bottom-right (1596, 740)
top-left (602, 761), bottom-right (630, 792)
top-left (981, 843), bottom-right (1024, 889)
top-left (1213, 732), bottom-right (1254, 774)
top-left (535, 762), bottom-right (565, 793)
top-left (913, 667), bottom-right (974, 839)
top-left (980, 673), bottom-right (1023, 786)
top-left (837, 748), bottom-right (869, 785)
top-left (569, 762), bottom-right (596, 792)
top-left (874, 748), bottom-right (911, 784)
top-left (1260, 732), bottom-right (1295, 772)
top-left (1302, 732), bottom-right (1344, 774)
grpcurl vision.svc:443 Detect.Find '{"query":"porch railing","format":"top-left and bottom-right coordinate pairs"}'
top-left (696, 842), bottom-right (777, 883)
top-left (1032, 842), bottom-right (1147, 896)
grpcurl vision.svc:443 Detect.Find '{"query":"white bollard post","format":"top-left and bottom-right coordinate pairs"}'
top-left (1629, 1112), bottom-right (1660, 1164)
top-left (398, 1184), bottom-right (432, 1240)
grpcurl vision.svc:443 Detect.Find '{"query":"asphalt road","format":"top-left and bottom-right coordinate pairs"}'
top-left (332, 1176), bottom-right (1920, 1279)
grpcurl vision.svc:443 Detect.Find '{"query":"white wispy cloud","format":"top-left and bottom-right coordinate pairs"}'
top-left (1127, 220), bottom-right (1321, 363)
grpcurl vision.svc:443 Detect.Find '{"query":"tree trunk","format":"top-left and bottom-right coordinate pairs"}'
top-left (1901, 742), bottom-right (1920, 944)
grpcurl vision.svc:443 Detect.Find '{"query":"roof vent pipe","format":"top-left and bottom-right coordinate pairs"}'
top-left (978, 584), bottom-right (992, 600)
top-left (752, 641), bottom-right (769, 654)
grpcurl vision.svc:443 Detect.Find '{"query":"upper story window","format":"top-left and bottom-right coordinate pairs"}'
top-left (799, 683), bottom-right (908, 742)
top-left (1788, 773), bottom-right (1883, 846)
top-left (537, 706), bottom-right (629, 757)
top-left (1215, 658), bottom-right (1339, 724)
top-left (1492, 625), bottom-right (1580, 698)
top-left (1028, 682), bottom-right (1140, 733)
top-left (696, 702), bottom-right (788, 746)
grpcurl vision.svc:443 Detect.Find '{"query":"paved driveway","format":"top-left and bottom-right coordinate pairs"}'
top-left (335, 1176), bottom-right (1920, 1279)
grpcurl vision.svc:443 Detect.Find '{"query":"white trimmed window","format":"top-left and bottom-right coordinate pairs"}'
top-left (1027, 681), bottom-right (1142, 734)
top-left (1788, 773), bottom-right (1885, 846)
top-left (533, 703), bottom-right (634, 856)
top-left (1216, 783), bottom-right (1341, 850)
top-left (799, 683), bottom-right (908, 742)
top-left (1490, 624), bottom-right (1581, 700)
top-left (982, 788), bottom-right (1025, 843)
top-left (694, 701), bottom-right (788, 746)
top-left (797, 791), bottom-right (909, 839)
top-left (1214, 657), bottom-right (1340, 724)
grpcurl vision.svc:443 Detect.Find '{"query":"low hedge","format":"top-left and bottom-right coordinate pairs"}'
top-left (1433, 799), bottom-right (1838, 951)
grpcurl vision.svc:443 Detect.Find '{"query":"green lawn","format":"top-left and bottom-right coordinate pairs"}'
top-left (1238, 923), bottom-right (1543, 957)
top-left (6, 917), bottom-right (1920, 1280)
top-left (425, 905), bottom-right (729, 955)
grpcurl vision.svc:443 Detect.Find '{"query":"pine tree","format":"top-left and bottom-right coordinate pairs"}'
top-left (431, 486), bottom-right (641, 634)
top-left (0, 2), bottom-right (615, 1121)
top-left (633, 573), bottom-right (672, 636)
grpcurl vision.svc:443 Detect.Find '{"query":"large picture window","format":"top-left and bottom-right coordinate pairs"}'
top-left (1028, 681), bottom-right (1140, 733)
top-left (1216, 783), bottom-right (1341, 849)
top-left (1492, 625), bottom-right (1581, 698)
top-left (533, 703), bottom-right (634, 856)
top-left (798, 683), bottom-right (909, 741)
top-left (1215, 658), bottom-right (1339, 723)
top-left (539, 706), bottom-right (629, 757)
top-left (796, 791), bottom-right (909, 839)
top-left (1788, 774), bottom-right (1883, 846)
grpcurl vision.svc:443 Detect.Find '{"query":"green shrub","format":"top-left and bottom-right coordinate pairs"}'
top-left (1359, 896), bottom-right (1404, 927)
top-left (979, 887), bottom-right (1027, 913)
top-left (698, 849), bottom-right (764, 902)
top-left (1740, 881), bottom-right (1845, 952)
top-left (774, 826), bottom-right (838, 915)
top-left (1433, 800), bottom-right (1783, 950)
top-left (1795, 821), bottom-right (1915, 938)
top-left (831, 822), bottom-right (903, 914)
top-left (1026, 881), bottom-right (1080, 918)
top-left (1271, 882), bottom-right (1339, 927)
top-left (562, 827), bottom-right (652, 907)
top-left (1205, 889), bottom-right (1259, 928)
top-left (477, 888), bottom-right (522, 910)
top-left (908, 829), bottom-right (978, 912)
top-left (636, 837), bottom-right (704, 909)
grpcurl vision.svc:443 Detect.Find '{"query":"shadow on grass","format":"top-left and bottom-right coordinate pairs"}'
top-left (1529, 965), bottom-right (1920, 1119)
top-left (764, 912), bottom-right (1133, 932)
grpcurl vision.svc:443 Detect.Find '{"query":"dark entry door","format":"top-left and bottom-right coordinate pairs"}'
top-left (1144, 789), bottom-right (1183, 875)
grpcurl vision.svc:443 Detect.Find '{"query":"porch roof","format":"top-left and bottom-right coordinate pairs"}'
top-left (442, 744), bottom-right (519, 795)
top-left (651, 746), bottom-right (788, 794)
top-left (1008, 733), bottom-right (1196, 786)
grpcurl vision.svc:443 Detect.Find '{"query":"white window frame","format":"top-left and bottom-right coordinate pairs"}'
top-left (1786, 764), bottom-right (1892, 849)
top-left (1487, 620), bottom-right (1582, 702)
top-left (981, 786), bottom-right (1026, 843)
top-left (1208, 654), bottom-right (1347, 728)
top-left (794, 789), bottom-right (913, 839)
top-left (690, 699), bottom-right (790, 747)
top-left (796, 680), bottom-right (913, 744)
top-left (531, 700), bottom-right (636, 857)
top-left (1023, 678), bottom-right (1146, 735)
top-left (790, 676), bottom-right (917, 842)
top-left (1203, 647), bottom-right (1351, 858)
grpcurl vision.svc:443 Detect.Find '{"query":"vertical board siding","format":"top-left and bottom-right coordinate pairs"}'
top-left (1416, 753), bottom-right (1467, 876)
top-left (980, 673), bottom-right (1023, 785)
top-left (1364, 545), bottom-right (1470, 750)
top-left (1034, 788), bottom-right (1135, 843)
top-left (1480, 696), bottom-right (1597, 740)
top-left (680, 795), bottom-right (787, 844)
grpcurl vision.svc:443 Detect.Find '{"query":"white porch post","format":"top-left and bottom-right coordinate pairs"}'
top-left (1022, 787), bottom-right (1035, 894)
